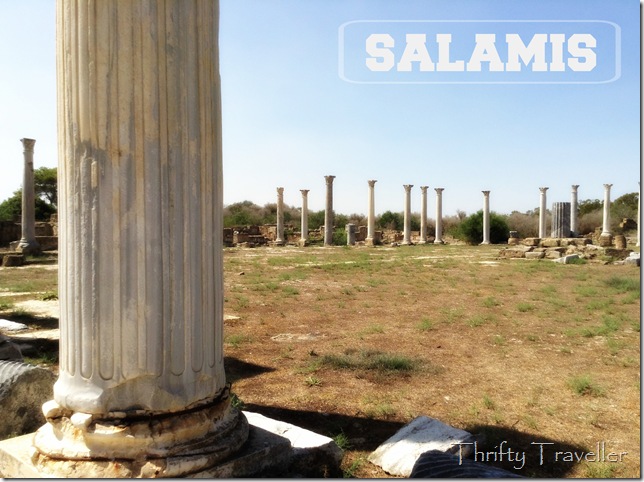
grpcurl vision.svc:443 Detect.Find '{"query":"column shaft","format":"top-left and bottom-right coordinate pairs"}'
top-left (570, 185), bottom-right (579, 237)
top-left (275, 187), bottom-right (285, 245)
top-left (402, 185), bottom-right (413, 245)
top-left (601, 184), bottom-right (613, 236)
top-left (366, 180), bottom-right (376, 245)
top-left (324, 175), bottom-right (335, 245)
top-left (18, 138), bottom-right (41, 254)
top-left (300, 189), bottom-right (309, 245)
top-left (481, 191), bottom-right (491, 245)
top-left (539, 187), bottom-right (548, 238)
top-left (419, 186), bottom-right (428, 244)
top-left (434, 188), bottom-right (444, 244)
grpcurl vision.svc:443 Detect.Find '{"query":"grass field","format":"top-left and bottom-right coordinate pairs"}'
top-left (0, 244), bottom-right (639, 477)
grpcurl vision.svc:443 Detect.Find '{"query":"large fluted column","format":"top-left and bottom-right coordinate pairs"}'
top-left (32, 1), bottom-right (247, 476)
top-left (402, 184), bottom-right (413, 245)
top-left (539, 187), bottom-right (548, 238)
top-left (434, 188), bottom-right (445, 244)
top-left (17, 138), bottom-right (41, 255)
top-left (300, 189), bottom-right (309, 246)
top-left (275, 187), bottom-right (285, 245)
top-left (418, 186), bottom-right (428, 244)
top-left (481, 190), bottom-right (491, 245)
top-left (324, 175), bottom-right (335, 246)
top-left (551, 202), bottom-right (571, 238)
top-left (570, 185), bottom-right (580, 237)
top-left (601, 183), bottom-right (613, 236)
top-left (366, 180), bottom-right (377, 246)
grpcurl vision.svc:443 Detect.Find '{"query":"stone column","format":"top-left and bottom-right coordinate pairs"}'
top-left (481, 191), bottom-right (491, 245)
top-left (570, 185), bottom-right (580, 237)
top-left (601, 183), bottom-right (613, 235)
top-left (551, 202), bottom-right (571, 238)
top-left (324, 175), bottom-right (335, 246)
top-left (402, 184), bottom-right (413, 245)
top-left (300, 189), bottom-right (309, 246)
top-left (539, 187), bottom-right (548, 238)
top-left (17, 138), bottom-right (41, 255)
top-left (418, 186), bottom-right (428, 244)
top-left (434, 188), bottom-right (445, 244)
top-left (32, 1), bottom-right (247, 476)
top-left (346, 223), bottom-right (356, 246)
top-left (275, 187), bottom-right (285, 245)
top-left (366, 180), bottom-right (377, 246)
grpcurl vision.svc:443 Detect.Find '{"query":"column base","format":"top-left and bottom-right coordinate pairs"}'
top-left (28, 388), bottom-right (249, 478)
top-left (480, 241), bottom-right (491, 245)
top-left (17, 240), bottom-right (41, 256)
top-left (434, 239), bottom-right (445, 245)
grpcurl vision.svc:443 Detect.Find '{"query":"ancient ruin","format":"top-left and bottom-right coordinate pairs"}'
top-left (481, 190), bottom-right (491, 245)
top-left (16, 138), bottom-right (40, 256)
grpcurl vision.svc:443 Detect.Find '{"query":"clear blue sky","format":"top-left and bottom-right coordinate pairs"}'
top-left (0, 0), bottom-right (639, 217)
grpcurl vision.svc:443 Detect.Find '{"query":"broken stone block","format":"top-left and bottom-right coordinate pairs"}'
top-left (541, 238), bottom-right (560, 247)
top-left (0, 360), bottom-right (55, 438)
top-left (525, 251), bottom-right (545, 260)
top-left (410, 449), bottom-right (524, 478)
top-left (522, 238), bottom-right (540, 247)
top-left (2, 254), bottom-right (24, 267)
top-left (624, 252), bottom-right (640, 266)
top-left (545, 250), bottom-right (563, 259)
top-left (368, 416), bottom-right (475, 477)
top-left (554, 254), bottom-right (580, 264)
top-left (0, 334), bottom-right (23, 361)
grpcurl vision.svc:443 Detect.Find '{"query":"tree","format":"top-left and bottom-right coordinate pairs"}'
top-left (578, 199), bottom-right (602, 217)
top-left (377, 211), bottom-right (403, 230)
top-left (612, 192), bottom-right (638, 221)
top-left (34, 167), bottom-right (58, 207)
top-left (0, 189), bottom-right (57, 222)
top-left (456, 210), bottom-right (510, 244)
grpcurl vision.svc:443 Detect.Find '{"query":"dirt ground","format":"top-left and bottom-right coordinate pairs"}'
top-left (222, 244), bottom-right (640, 478)
top-left (0, 244), bottom-right (639, 477)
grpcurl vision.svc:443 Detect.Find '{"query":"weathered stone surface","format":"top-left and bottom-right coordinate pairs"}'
top-left (243, 411), bottom-right (343, 477)
top-left (410, 450), bottom-right (524, 478)
top-left (614, 234), bottom-right (627, 249)
top-left (507, 237), bottom-right (520, 246)
top-left (0, 335), bottom-right (23, 361)
top-left (2, 254), bottom-right (24, 267)
top-left (545, 250), bottom-right (563, 259)
top-left (0, 319), bottom-right (28, 332)
top-left (541, 238), bottom-right (560, 247)
top-left (522, 237), bottom-right (540, 246)
top-left (624, 252), bottom-right (640, 266)
top-left (599, 234), bottom-right (613, 247)
top-left (554, 254), bottom-right (580, 264)
top-left (525, 251), bottom-right (545, 259)
top-left (368, 416), bottom-right (475, 477)
top-left (573, 238), bottom-right (592, 246)
top-left (499, 246), bottom-right (532, 258)
top-left (0, 360), bottom-right (55, 438)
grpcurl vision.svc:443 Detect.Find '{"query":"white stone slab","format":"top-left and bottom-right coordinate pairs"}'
top-left (368, 415), bottom-right (475, 477)
top-left (0, 319), bottom-right (28, 332)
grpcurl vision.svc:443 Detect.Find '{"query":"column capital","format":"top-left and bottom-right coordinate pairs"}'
top-left (20, 138), bottom-right (36, 152)
top-left (482, 190), bottom-right (490, 196)
top-left (571, 184), bottom-right (580, 191)
top-left (325, 175), bottom-right (336, 185)
top-left (420, 186), bottom-right (428, 193)
top-left (300, 189), bottom-right (309, 196)
top-left (277, 187), bottom-right (284, 194)
top-left (539, 187), bottom-right (549, 193)
top-left (603, 183), bottom-right (613, 190)
top-left (367, 180), bottom-right (377, 187)
top-left (435, 187), bottom-right (444, 194)
top-left (403, 184), bottom-right (413, 192)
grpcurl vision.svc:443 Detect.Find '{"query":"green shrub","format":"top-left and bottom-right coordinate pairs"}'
top-left (455, 210), bottom-right (510, 244)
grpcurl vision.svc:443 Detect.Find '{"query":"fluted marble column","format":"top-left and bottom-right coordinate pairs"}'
top-left (601, 183), bottom-right (613, 236)
top-left (570, 185), bottom-right (580, 237)
top-left (551, 202), bottom-right (571, 238)
top-left (324, 175), bottom-right (335, 246)
top-left (300, 189), bottom-right (309, 246)
top-left (17, 138), bottom-right (41, 255)
top-left (275, 187), bottom-right (285, 245)
top-left (402, 184), bottom-right (413, 245)
top-left (539, 187), bottom-right (548, 238)
top-left (434, 188), bottom-right (445, 244)
top-left (418, 186), bottom-right (428, 244)
top-left (366, 180), bottom-right (377, 246)
top-left (481, 191), bottom-right (491, 245)
top-left (31, 1), bottom-right (247, 477)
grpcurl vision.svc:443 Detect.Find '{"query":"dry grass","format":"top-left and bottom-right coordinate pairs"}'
top-left (223, 244), bottom-right (640, 478)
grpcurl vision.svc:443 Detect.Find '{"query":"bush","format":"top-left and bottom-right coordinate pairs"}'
top-left (506, 211), bottom-right (539, 238)
top-left (456, 210), bottom-right (509, 244)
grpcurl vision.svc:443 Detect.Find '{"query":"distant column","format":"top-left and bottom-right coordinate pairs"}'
top-left (434, 188), bottom-right (445, 244)
top-left (346, 223), bottom-right (356, 246)
top-left (601, 183), bottom-right (613, 236)
top-left (17, 138), bottom-right (41, 255)
top-left (481, 191), bottom-right (491, 245)
top-left (551, 202), bottom-right (571, 238)
top-left (300, 189), bottom-right (309, 246)
top-left (324, 175), bottom-right (336, 246)
top-left (402, 184), bottom-right (413, 245)
top-left (366, 180), bottom-right (377, 246)
top-left (275, 187), bottom-right (285, 245)
top-left (570, 185), bottom-right (580, 237)
top-left (418, 186), bottom-right (428, 244)
top-left (539, 187), bottom-right (548, 238)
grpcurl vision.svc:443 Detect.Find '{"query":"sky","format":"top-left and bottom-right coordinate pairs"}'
top-left (0, 0), bottom-right (639, 218)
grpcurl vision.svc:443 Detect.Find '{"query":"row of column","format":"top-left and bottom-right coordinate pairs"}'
top-left (539, 184), bottom-right (615, 238)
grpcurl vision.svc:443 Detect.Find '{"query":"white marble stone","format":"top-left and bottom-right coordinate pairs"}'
top-left (366, 180), bottom-right (377, 245)
top-left (300, 189), bottom-right (310, 245)
top-left (324, 175), bottom-right (335, 246)
top-left (434, 188), bottom-right (445, 244)
top-left (402, 184), bottom-right (413, 245)
top-left (275, 187), bottom-right (285, 245)
top-left (601, 183), bottom-right (613, 236)
top-left (481, 190), bottom-right (491, 245)
top-left (17, 138), bottom-right (40, 255)
top-left (419, 186), bottom-right (428, 244)
top-left (538, 187), bottom-right (548, 238)
top-left (570, 185), bottom-right (580, 236)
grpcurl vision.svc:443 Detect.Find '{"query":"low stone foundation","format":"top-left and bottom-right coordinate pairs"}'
top-left (499, 237), bottom-right (633, 261)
